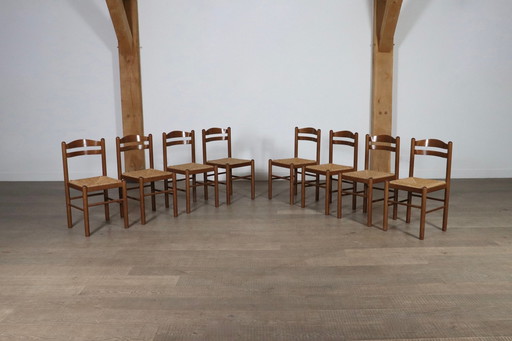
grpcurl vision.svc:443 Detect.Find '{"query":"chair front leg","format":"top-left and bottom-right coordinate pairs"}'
top-left (367, 179), bottom-right (373, 227)
top-left (214, 166), bottom-right (219, 208)
top-left (172, 172), bottom-right (178, 217)
top-left (337, 175), bottom-right (343, 219)
top-left (392, 189), bottom-right (398, 220)
top-left (442, 187), bottom-right (450, 232)
top-left (139, 178), bottom-right (146, 225)
top-left (383, 181), bottom-right (389, 231)
top-left (65, 184), bottom-right (73, 228)
top-left (122, 181), bottom-right (129, 228)
top-left (324, 171), bottom-right (331, 215)
top-left (185, 170), bottom-right (191, 214)
top-left (82, 187), bottom-right (90, 237)
top-left (315, 174), bottom-right (320, 201)
top-left (226, 165), bottom-right (232, 205)
top-left (419, 187), bottom-right (427, 240)
top-left (301, 167), bottom-right (306, 208)
top-left (289, 164), bottom-right (295, 205)
top-left (351, 181), bottom-right (357, 210)
top-left (103, 189), bottom-right (110, 221)
top-left (192, 174), bottom-right (197, 202)
top-left (203, 171), bottom-right (209, 200)
top-left (164, 179), bottom-right (169, 208)
top-left (406, 192), bottom-right (413, 223)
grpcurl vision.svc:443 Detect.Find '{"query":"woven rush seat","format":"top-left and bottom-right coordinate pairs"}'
top-left (271, 157), bottom-right (317, 167)
top-left (306, 163), bottom-right (353, 173)
top-left (343, 169), bottom-right (394, 181)
top-left (167, 162), bottom-right (213, 173)
top-left (389, 177), bottom-right (445, 190)
top-left (122, 168), bottom-right (173, 180)
top-left (69, 176), bottom-right (122, 190)
top-left (207, 157), bottom-right (251, 166)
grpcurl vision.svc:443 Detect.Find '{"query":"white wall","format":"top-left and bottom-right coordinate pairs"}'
top-left (0, 0), bottom-right (511, 181)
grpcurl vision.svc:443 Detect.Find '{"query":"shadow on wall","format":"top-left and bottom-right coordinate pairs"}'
top-left (67, 0), bottom-right (123, 138)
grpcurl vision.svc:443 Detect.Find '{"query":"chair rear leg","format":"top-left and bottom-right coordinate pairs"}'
top-left (214, 166), bottom-right (219, 208)
top-left (315, 174), bottom-right (320, 201)
top-left (324, 171), bottom-right (331, 215)
top-left (119, 187), bottom-right (124, 218)
top-left (337, 175), bottom-right (342, 219)
top-left (192, 174), bottom-right (197, 202)
top-left (172, 173), bottom-right (178, 217)
top-left (203, 172), bottom-right (209, 200)
top-left (250, 160), bottom-right (255, 200)
top-left (268, 160), bottom-right (273, 199)
top-left (185, 170), bottom-right (191, 214)
top-left (150, 181), bottom-right (156, 211)
top-left (301, 167), bottom-right (306, 208)
top-left (122, 181), bottom-right (129, 228)
top-left (363, 184), bottom-right (368, 213)
top-left (226, 166), bottom-right (232, 205)
top-left (392, 188), bottom-right (398, 220)
top-left (351, 181), bottom-right (357, 210)
top-left (406, 192), bottom-right (413, 223)
top-left (383, 181), bottom-right (389, 231)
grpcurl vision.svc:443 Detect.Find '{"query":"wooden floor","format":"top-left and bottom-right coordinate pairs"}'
top-left (0, 179), bottom-right (511, 340)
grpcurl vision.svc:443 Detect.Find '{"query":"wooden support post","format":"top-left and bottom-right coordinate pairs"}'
top-left (107, 0), bottom-right (145, 171)
top-left (371, 0), bottom-right (402, 172)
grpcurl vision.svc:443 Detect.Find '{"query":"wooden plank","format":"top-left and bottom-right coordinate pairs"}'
top-left (107, 0), bottom-right (145, 171)
top-left (371, 0), bottom-right (400, 172)
top-left (378, 0), bottom-right (403, 53)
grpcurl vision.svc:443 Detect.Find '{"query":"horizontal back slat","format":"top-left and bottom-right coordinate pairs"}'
top-left (164, 130), bottom-right (192, 146)
top-left (298, 135), bottom-right (318, 142)
top-left (120, 144), bottom-right (148, 152)
top-left (370, 144), bottom-right (396, 152)
top-left (66, 149), bottom-right (102, 158)
top-left (415, 149), bottom-right (448, 158)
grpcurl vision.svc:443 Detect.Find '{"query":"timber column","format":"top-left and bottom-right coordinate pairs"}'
top-left (371, 0), bottom-right (402, 171)
top-left (107, 0), bottom-right (145, 171)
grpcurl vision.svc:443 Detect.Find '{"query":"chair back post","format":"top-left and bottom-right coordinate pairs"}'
top-left (294, 127), bottom-right (299, 158)
top-left (394, 136), bottom-right (400, 178)
top-left (409, 138), bottom-right (417, 177)
top-left (100, 138), bottom-right (107, 177)
top-left (162, 132), bottom-right (168, 170)
top-left (363, 134), bottom-right (371, 170)
top-left (148, 134), bottom-right (154, 169)
top-left (353, 132), bottom-right (359, 170)
top-left (315, 129), bottom-right (321, 164)
top-left (61, 141), bottom-right (70, 184)
top-left (446, 141), bottom-right (453, 185)
top-left (227, 127), bottom-right (232, 158)
top-left (190, 130), bottom-right (197, 163)
top-left (115, 137), bottom-right (123, 179)
top-left (201, 129), bottom-right (208, 163)
top-left (328, 130), bottom-right (334, 164)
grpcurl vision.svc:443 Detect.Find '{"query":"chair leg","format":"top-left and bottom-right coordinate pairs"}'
top-left (419, 187), bottom-right (427, 240)
top-left (203, 172), bottom-right (209, 200)
top-left (294, 168), bottom-right (298, 196)
top-left (214, 166), bottom-right (219, 208)
top-left (192, 174), bottom-right (197, 202)
top-left (122, 181), bottom-right (129, 228)
top-left (351, 181), bottom-right (357, 210)
top-left (172, 173), bottom-right (178, 217)
top-left (406, 192), bottom-right (413, 223)
top-left (301, 167), bottom-right (306, 208)
top-left (64, 184), bottom-right (73, 228)
top-left (185, 170), bottom-right (191, 214)
top-left (164, 179), bottom-right (170, 208)
top-left (329, 175), bottom-right (333, 204)
top-left (442, 187), bottom-right (450, 231)
top-left (383, 181), bottom-right (389, 231)
top-left (268, 160), bottom-right (273, 199)
top-left (362, 184), bottom-right (368, 213)
top-left (315, 174), bottom-right (320, 201)
top-left (392, 189), bottom-right (398, 220)
top-left (250, 160), bottom-right (255, 200)
top-left (150, 181), bottom-right (156, 211)
top-left (226, 165), bottom-right (232, 205)
top-left (289, 164), bottom-right (295, 205)
top-left (82, 187), bottom-right (90, 237)
top-left (324, 171), bottom-right (331, 215)
top-left (337, 175), bottom-right (342, 219)
top-left (103, 189), bottom-right (110, 221)
top-left (139, 178), bottom-right (146, 225)
top-left (367, 179), bottom-right (373, 227)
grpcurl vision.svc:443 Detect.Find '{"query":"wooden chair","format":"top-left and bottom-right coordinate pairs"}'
top-left (163, 130), bottom-right (219, 213)
top-left (268, 127), bottom-right (321, 205)
top-left (61, 138), bottom-right (128, 237)
top-left (116, 134), bottom-right (177, 224)
top-left (201, 127), bottom-right (255, 205)
top-left (383, 138), bottom-right (453, 240)
top-left (339, 134), bottom-right (400, 227)
top-left (301, 130), bottom-right (358, 216)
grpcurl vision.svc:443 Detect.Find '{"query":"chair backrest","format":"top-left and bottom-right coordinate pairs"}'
top-left (364, 134), bottom-right (400, 176)
top-left (202, 127), bottom-right (232, 163)
top-left (329, 130), bottom-right (358, 170)
top-left (409, 138), bottom-right (453, 182)
top-left (294, 127), bottom-right (321, 163)
top-left (163, 130), bottom-right (196, 167)
top-left (61, 138), bottom-right (107, 182)
top-left (116, 134), bottom-right (154, 177)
